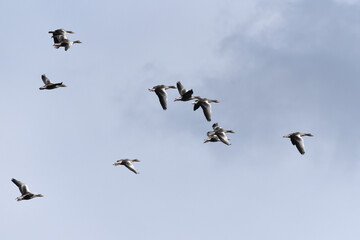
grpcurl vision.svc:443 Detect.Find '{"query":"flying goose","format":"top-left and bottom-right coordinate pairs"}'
top-left (40, 74), bottom-right (67, 90)
top-left (148, 85), bottom-right (176, 110)
top-left (283, 132), bottom-right (314, 155)
top-left (205, 123), bottom-right (235, 145)
top-left (113, 159), bottom-right (140, 174)
top-left (204, 131), bottom-right (221, 143)
top-left (53, 39), bottom-right (82, 51)
top-left (192, 97), bottom-right (220, 121)
top-left (174, 81), bottom-right (198, 102)
top-left (204, 123), bottom-right (221, 143)
top-left (48, 29), bottom-right (74, 44)
top-left (11, 178), bottom-right (44, 201)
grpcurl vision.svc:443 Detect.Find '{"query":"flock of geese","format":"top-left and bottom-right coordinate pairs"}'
top-left (11, 28), bottom-right (314, 202)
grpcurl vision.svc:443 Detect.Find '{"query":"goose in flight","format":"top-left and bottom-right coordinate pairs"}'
top-left (48, 29), bottom-right (74, 44)
top-left (113, 159), bottom-right (141, 174)
top-left (204, 131), bottom-right (221, 143)
top-left (192, 97), bottom-right (219, 121)
top-left (283, 132), bottom-right (314, 155)
top-left (148, 85), bottom-right (176, 110)
top-left (40, 74), bottom-right (67, 90)
top-left (205, 123), bottom-right (235, 145)
top-left (53, 39), bottom-right (82, 51)
top-left (11, 178), bottom-right (44, 201)
top-left (174, 81), bottom-right (198, 102)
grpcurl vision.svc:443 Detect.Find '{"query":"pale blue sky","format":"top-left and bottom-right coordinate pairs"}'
top-left (1, 0), bottom-right (360, 239)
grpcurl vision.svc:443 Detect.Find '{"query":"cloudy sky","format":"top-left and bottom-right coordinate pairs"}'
top-left (2, 0), bottom-right (360, 239)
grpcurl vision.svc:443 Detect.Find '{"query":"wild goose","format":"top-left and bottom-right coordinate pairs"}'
top-left (192, 97), bottom-right (219, 121)
top-left (148, 85), bottom-right (176, 110)
top-left (174, 81), bottom-right (198, 102)
top-left (11, 178), bottom-right (44, 201)
top-left (40, 74), bottom-right (67, 90)
top-left (53, 39), bottom-right (82, 51)
top-left (113, 159), bottom-right (140, 174)
top-left (283, 132), bottom-right (314, 155)
top-left (204, 123), bottom-right (221, 143)
top-left (211, 123), bottom-right (235, 145)
top-left (48, 29), bottom-right (74, 44)
top-left (204, 131), bottom-right (221, 143)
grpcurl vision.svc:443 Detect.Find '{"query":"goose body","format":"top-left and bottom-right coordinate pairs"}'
top-left (192, 97), bottom-right (219, 122)
top-left (205, 123), bottom-right (235, 145)
top-left (48, 29), bottom-right (74, 44)
top-left (148, 85), bottom-right (176, 110)
top-left (174, 81), bottom-right (197, 102)
top-left (40, 74), bottom-right (67, 90)
top-left (11, 178), bottom-right (43, 201)
top-left (113, 159), bottom-right (141, 174)
top-left (53, 39), bottom-right (82, 51)
top-left (283, 132), bottom-right (314, 155)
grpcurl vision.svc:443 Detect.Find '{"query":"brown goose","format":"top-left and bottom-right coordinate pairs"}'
top-left (205, 123), bottom-right (235, 145)
top-left (11, 178), bottom-right (44, 201)
top-left (174, 81), bottom-right (198, 102)
top-left (283, 132), bottom-right (314, 155)
top-left (113, 159), bottom-right (140, 174)
top-left (192, 97), bottom-right (219, 121)
top-left (48, 29), bottom-right (74, 44)
top-left (39, 74), bottom-right (67, 90)
top-left (148, 85), bottom-right (176, 110)
top-left (53, 39), bottom-right (82, 51)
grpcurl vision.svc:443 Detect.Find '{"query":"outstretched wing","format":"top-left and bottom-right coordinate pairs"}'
top-left (64, 43), bottom-right (70, 51)
top-left (155, 88), bottom-right (168, 110)
top-left (193, 101), bottom-right (201, 111)
top-left (182, 89), bottom-right (193, 100)
top-left (291, 136), bottom-right (305, 154)
top-left (11, 178), bottom-right (30, 195)
top-left (41, 74), bottom-right (51, 85)
top-left (200, 102), bottom-right (212, 121)
top-left (125, 162), bottom-right (139, 174)
top-left (216, 132), bottom-right (231, 145)
top-left (176, 81), bottom-right (186, 95)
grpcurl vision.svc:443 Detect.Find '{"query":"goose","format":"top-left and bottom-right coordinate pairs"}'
top-left (174, 81), bottom-right (198, 102)
top-left (48, 29), bottom-right (74, 44)
top-left (204, 131), bottom-right (221, 143)
top-left (192, 97), bottom-right (219, 121)
top-left (148, 85), bottom-right (176, 110)
top-left (205, 123), bottom-right (235, 145)
top-left (40, 74), bottom-right (67, 90)
top-left (53, 39), bottom-right (82, 51)
top-left (113, 159), bottom-right (140, 174)
top-left (11, 178), bottom-right (43, 201)
top-left (283, 132), bottom-right (314, 155)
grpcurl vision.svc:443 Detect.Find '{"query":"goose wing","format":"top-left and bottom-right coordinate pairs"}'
top-left (200, 102), bottom-right (212, 121)
top-left (125, 162), bottom-right (139, 174)
top-left (155, 88), bottom-right (168, 110)
top-left (53, 34), bottom-right (68, 44)
top-left (41, 74), bottom-right (51, 85)
top-left (193, 100), bottom-right (201, 111)
top-left (64, 42), bottom-right (70, 51)
top-left (291, 136), bottom-right (305, 154)
top-left (182, 89), bottom-right (193, 100)
top-left (11, 178), bottom-right (30, 195)
top-left (176, 81), bottom-right (187, 95)
top-left (216, 131), bottom-right (231, 145)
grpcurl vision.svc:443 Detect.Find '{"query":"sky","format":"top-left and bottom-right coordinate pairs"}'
top-left (1, 0), bottom-right (360, 239)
